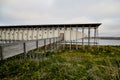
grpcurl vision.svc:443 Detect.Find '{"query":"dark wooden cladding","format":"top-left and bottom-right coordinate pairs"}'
top-left (0, 23), bottom-right (101, 28)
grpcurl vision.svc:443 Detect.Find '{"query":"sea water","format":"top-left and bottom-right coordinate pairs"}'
top-left (77, 39), bottom-right (120, 46)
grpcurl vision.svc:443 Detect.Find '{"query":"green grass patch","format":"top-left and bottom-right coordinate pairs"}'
top-left (0, 46), bottom-right (120, 80)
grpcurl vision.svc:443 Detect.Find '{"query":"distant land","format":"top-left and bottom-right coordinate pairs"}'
top-left (98, 37), bottom-right (120, 40)
top-left (86, 37), bottom-right (120, 40)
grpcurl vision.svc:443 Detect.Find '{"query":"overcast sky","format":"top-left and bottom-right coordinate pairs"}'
top-left (0, 0), bottom-right (120, 37)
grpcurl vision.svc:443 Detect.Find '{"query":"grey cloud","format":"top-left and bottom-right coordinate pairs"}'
top-left (52, 0), bottom-right (120, 19)
top-left (0, 0), bottom-right (120, 36)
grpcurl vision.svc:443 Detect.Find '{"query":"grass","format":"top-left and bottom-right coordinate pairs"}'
top-left (0, 46), bottom-right (120, 80)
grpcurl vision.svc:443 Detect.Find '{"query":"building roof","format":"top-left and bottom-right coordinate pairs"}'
top-left (0, 23), bottom-right (101, 28)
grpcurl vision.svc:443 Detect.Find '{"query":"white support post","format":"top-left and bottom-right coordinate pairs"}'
top-left (0, 29), bottom-right (2, 43)
top-left (16, 28), bottom-right (18, 41)
top-left (47, 27), bottom-right (49, 39)
top-left (8, 29), bottom-right (10, 43)
top-left (63, 25), bottom-right (66, 50)
top-left (37, 28), bottom-right (39, 40)
top-left (70, 26), bottom-right (72, 50)
top-left (58, 26), bottom-right (60, 49)
top-left (82, 26), bottom-right (84, 50)
top-left (42, 27), bottom-right (44, 39)
top-left (94, 27), bottom-right (97, 45)
top-left (18, 28), bottom-right (21, 41)
top-left (31, 28), bottom-right (34, 40)
top-left (44, 28), bottom-right (47, 54)
top-left (1, 29), bottom-right (4, 43)
top-left (52, 27), bottom-right (54, 50)
top-left (4, 28), bottom-right (7, 43)
top-left (53, 27), bottom-right (56, 50)
top-left (76, 26), bottom-right (78, 50)
top-left (88, 26), bottom-right (91, 49)
top-left (7, 29), bottom-right (9, 43)
top-left (56, 26), bottom-right (59, 50)
top-left (50, 28), bottom-right (52, 52)
top-left (44, 27), bottom-right (48, 52)
top-left (9, 28), bottom-right (11, 43)
top-left (96, 27), bottom-right (99, 49)
top-left (46, 27), bottom-right (49, 51)
top-left (13, 28), bottom-right (15, 42)
top-left (1, 29), bottom-right (3, 42)
top-left (26, 28), bottom-right (29, 41)
top-left (22, 28), bottom-right (24, 40)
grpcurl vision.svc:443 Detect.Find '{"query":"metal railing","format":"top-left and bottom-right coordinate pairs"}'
top-left (0, 37), bottom-right (63, 60)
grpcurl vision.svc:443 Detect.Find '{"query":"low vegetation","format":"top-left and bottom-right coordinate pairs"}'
top-left (0, 46), bottom-right (120, 80)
